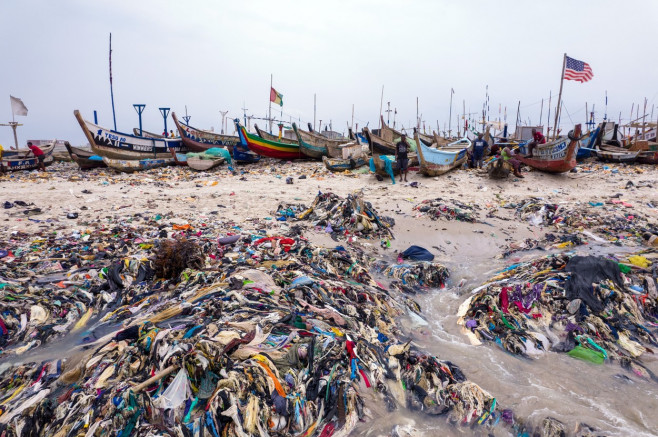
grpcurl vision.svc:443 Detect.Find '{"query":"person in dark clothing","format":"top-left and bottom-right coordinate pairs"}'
top-left (395, 134), bottom-right (410, 182)
top-left (472, 133), bottom-right (488, 168)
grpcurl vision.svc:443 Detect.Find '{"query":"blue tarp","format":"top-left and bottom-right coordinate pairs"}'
top-left (401, 245), bottom-right (435, 261)
top-left (369, 156), bottom-right (396, 184)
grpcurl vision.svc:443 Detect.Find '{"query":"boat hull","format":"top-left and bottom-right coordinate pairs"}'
top-left (417, 143), bottom-right (467, 176)
top-left (235, 120), bottom-right (303, 160)
top-left (1, 142), bottom-right (56, 171)
top-left (516, 125), bottom-right (581, 173)
top-left (637, 151), bottom-right (658, 164)
top-left (322, 155), bottom-right (367, 172)
top-left (66, 142), bottom-right (106, 170)
top-left (102, 157), bottom-right (173, 172)
top-left (187, 157), bottom-right (225, 171)
top-left (74, 110), bottom-right (185, 160)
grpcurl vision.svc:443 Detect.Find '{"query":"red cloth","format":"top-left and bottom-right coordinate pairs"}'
top-left (28, 145), bottom-right (44, 156)
top-left (533, 132), bottom-right (546, 144)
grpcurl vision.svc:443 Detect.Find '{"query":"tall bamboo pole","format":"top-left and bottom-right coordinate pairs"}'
top-left (552, 53), bottom-right (567, 140)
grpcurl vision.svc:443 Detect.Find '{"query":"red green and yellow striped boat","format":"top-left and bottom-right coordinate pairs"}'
top-left (234, 119), bottom-right (303, 160)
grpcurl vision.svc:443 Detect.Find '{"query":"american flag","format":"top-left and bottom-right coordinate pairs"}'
top-left (564, 56), bottom-right (593, 82)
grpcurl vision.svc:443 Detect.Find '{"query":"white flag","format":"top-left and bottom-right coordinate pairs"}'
top-left (10, 96), bottom-right (28, 117)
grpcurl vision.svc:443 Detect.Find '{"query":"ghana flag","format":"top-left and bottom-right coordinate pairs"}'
top-left (270, 87), bottom-right (283, 106)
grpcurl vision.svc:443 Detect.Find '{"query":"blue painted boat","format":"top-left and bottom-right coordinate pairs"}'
top-left (415, 132), bottom-right (469, 176)
top-left (102, 157), bottom-right (174, 173)
top-left (74, 110), bottom-right (185, 159)
top-left (576, 126), bottom-right (601, 159)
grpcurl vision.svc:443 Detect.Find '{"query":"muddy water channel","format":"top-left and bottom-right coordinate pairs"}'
top-left (359, 216), bottom-right (658, 436)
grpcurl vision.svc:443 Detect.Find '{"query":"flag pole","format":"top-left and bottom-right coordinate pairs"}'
top-left (553, 53), bottom-right (567, 140)
top-left (448, 88), bottom-right (453, 138)
top-left (109, 33), bottom-right (117, 131)
top-left (378, 85), bottom-right (384, 132)
top-left (269, 74), bottom-right (273, 133)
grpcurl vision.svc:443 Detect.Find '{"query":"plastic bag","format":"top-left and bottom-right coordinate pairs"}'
top-left (153, 368), bottom-right (191, 410)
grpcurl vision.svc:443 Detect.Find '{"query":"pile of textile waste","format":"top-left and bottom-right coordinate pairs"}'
top-left (413, 198), bottom-right (480, 223)
top-left (276, 191), bottom-right (395, 240)
top-left (458, 250), bottom-right (658, 379)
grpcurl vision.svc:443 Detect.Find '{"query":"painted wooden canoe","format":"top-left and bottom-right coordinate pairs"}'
top-left (299, 123), bottom-right (350, 158)
top-left (516, 124), bottom-right (582, 173)
top-left (414, 131), bottom-right (468, 176)
top-left (187, 156), bottom-right (225, 171)
top-left (102, 157), bottom-right (174, 173)
top-left (322, 155), bottom-right (367, 172)
top-left (596, 145), bottom-right (639, 163)
top-left (254, 124), bottom-right (299, 145)
top-left (637, 150), bottom-right (658, 164)
top-left (576, 126), bottom-right (601, 159)
top-left (363, 126), bottom-right (419, 156)
top-left (234, 119), bottom-right (303, 160)
top-left (1, 142), bottom-right (56, 171)
top-left (172, 112), bottom-right (238, 151)
top-left (65, 142), bottom-right (107, 170)
top-left (74, 110), bottom-right (185, 160)
top-left (292, 122), bottom-right (328, 159)
top-left (172, 113), bottom-right (260, 164)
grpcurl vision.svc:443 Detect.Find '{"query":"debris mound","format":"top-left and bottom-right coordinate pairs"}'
top-left (458, 251), bottom-right (658, 379)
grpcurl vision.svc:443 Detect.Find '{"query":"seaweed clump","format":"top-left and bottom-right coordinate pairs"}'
top-left (153, 238), bottom-right (204, 280)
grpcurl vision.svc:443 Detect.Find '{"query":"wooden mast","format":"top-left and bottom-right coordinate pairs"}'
top-left (552, 53), bottom-right (567, 140)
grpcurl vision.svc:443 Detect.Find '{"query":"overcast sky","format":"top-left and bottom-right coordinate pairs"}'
top-left (1, 0), bottom-right (657, 146)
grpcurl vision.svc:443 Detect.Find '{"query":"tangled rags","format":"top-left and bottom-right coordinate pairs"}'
top-left (276, 191), bottom-right (395, 240)
top-left (458, 250), bottom-right (658, 380)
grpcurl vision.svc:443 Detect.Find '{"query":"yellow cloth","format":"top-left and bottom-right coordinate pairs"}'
top-left (628, 255), bottom-right (651, 268)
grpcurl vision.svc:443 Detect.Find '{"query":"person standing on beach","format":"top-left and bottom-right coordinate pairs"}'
top-left (395, 134), bottom-right (410, 182)
top-left (472, 133), bottom-right (488, 168)
top-left (27, 142), bottom-right (46, 172)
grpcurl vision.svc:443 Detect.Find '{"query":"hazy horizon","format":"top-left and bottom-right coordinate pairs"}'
top-left (1, 0), bottom-right (657, 147)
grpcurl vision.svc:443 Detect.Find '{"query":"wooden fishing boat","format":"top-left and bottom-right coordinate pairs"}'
top-left (362, 127), bottom-right (419, 166)
top-left (65, 142), bottom-right (107, 170)
top-left (516, 124), bottom-right (582, 173)
top-left (74, 110), bottom-right (185, 160)
top-left (362, 127), bottom-right (396, 155)
top-left (102, 157), bottom-right (174, 173)
top-left (299, 123), bottom-right (350, 158)
top-left (414, 132), bottom-right (468, 176)
top-left (187, 156), bottom-right (225, 171)
top-left (637, 150), bottom-right (658, 164)
top-left (1, 142), bottom-right (56, 171)
top-left (132, 128), bottom-right (165, 139)
top-left (172, 113), bottom-right (259, 164)
top-left (254, 124), bottom-right (299, 145)
top-left (322, 155), bottom-right (367, 172)
top-left (234, 119), bottom-right (303, 160)
top-left (291, 122), bottom-right (332, 159)
top-left (596, 145), bottom-right (639, 163)
top-left (576, 126), bottom-right (601, 160)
